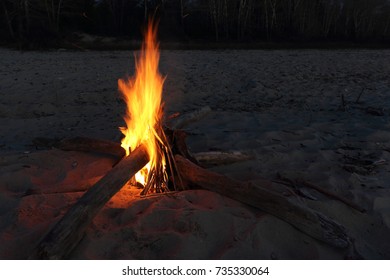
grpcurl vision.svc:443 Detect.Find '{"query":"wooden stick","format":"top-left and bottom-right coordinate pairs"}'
top-left (29, 145), bottom-right (149, 259)
top-left (175, 155), bottom-right (350, 249)
top-left (341, 93), bottom-right (346, 111)
top-left (355, 88), bottom-right (365, 103)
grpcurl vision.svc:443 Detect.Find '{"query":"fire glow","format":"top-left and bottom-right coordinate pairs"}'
top-left (118, 20), bottom-right (168, 193)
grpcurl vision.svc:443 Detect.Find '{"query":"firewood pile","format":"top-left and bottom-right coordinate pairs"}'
top-left (29, 107), bottom-right (356, 259)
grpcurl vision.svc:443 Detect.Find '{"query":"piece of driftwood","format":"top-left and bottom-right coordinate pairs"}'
top-left (29, 145), bottom-right (149, 259)
top-left (33, 136), bottom-right (126, 159)
top-left (170, 106), bottom-right (211, 129)
top-left (193, 151), bottom-right (254, 167)
top-left (175, 155), bottom-right (350, 249)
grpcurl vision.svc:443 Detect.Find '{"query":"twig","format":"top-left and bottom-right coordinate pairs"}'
top-left (341, 93), bottom-right (346, 111)
top-left (355, 88), bottom-right (365, 103)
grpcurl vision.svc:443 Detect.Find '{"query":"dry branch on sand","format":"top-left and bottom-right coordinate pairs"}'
top-left (169, 106), bottom-right (212, 129)
top-left (29, 145), bottom-right (149, 259)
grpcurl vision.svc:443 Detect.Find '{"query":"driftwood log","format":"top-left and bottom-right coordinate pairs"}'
top-left (169, 106), bottom-right (211, 129)
top-left (33, 136), bottom-right (126, 159)
top-left (193, 151), bottom-right (254, 167)
top-left (175, 155), bottom-right (349, 249)
top-left (29, 145), bottom-right (149, 259)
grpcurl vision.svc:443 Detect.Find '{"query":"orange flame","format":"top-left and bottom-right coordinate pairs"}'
top-left (118, 20), bottom-right (165, 186)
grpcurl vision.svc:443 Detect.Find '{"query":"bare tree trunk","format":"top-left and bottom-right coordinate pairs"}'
top-left (17, 0), bottom-right (24, 40)
top-left (270, 0), bottom-right (277, 35)
top-left (353, 7), bottom-right (363, 39)
top-left (237, 0), bottom-right (253, 40)
top-left (56, 0), bottom-right (63, 31)
top-left (384, 16), bottom-right (390, 37)
top-left (23, 0), bottom-right (30, 32)
top-left (300, 7), bottom-right (306, 35)
top-left (44, 0), bottom-right (52, 26)
top-left (2, 0), bottom-right (15, 38)
top-left (209, 0), bottom-right (219, 41)
top-left (51, 0), bottom-right (55, 27)
top-left (264, 0), bottom-right (269, 39)
top-left (237, 0), bottom-right (244, 39)
top-left (223, 0), bottom-right (228, 38)
top-left (180, 0), bottom-right (184, 26)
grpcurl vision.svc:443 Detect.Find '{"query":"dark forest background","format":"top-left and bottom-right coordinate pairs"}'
top-left (2, 0), bottom-right (390, 48)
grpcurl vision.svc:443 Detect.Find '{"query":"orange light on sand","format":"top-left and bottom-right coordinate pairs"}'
top-left (118, 20), bottom-right (166, 188)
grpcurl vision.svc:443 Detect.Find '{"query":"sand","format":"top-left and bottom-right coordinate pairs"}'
top-left (0, 48), bottom-right (389, 259)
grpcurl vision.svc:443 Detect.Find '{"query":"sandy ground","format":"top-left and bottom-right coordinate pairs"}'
top-left (0, 48), bottom-right (390, 259)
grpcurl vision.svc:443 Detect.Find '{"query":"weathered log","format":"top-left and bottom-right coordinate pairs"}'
top-left (169, 106), bottom-right (211, 129)
top-left (193, 151), bottom-right (254, 167)
top-left (29, 145), bottom-right (149, 259)
top-left (33, 136), bottom-right (126, 159)
top-left (175, 155), bottom-right (350, 249)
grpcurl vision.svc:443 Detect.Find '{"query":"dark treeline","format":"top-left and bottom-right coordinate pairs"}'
top-left (1, 0), bottom-right (390, 47)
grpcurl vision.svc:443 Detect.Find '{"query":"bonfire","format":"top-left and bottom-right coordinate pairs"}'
top-left (29, 20), bottom-right (352, 260)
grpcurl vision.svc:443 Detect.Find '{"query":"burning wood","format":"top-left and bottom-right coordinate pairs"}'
top-left (29, 145), bottom-right (149, 259)
top-left (29, 20), bottom-right (352, 259)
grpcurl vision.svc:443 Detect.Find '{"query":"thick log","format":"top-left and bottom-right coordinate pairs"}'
top-left (169, 106), bottom-right (211, 129)
top-left (58, 137), bottom-right (126, 159)
top-left (175, 155), bottom-right (350, 249)
top-left (29, 145), bottom-right (149, 259)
